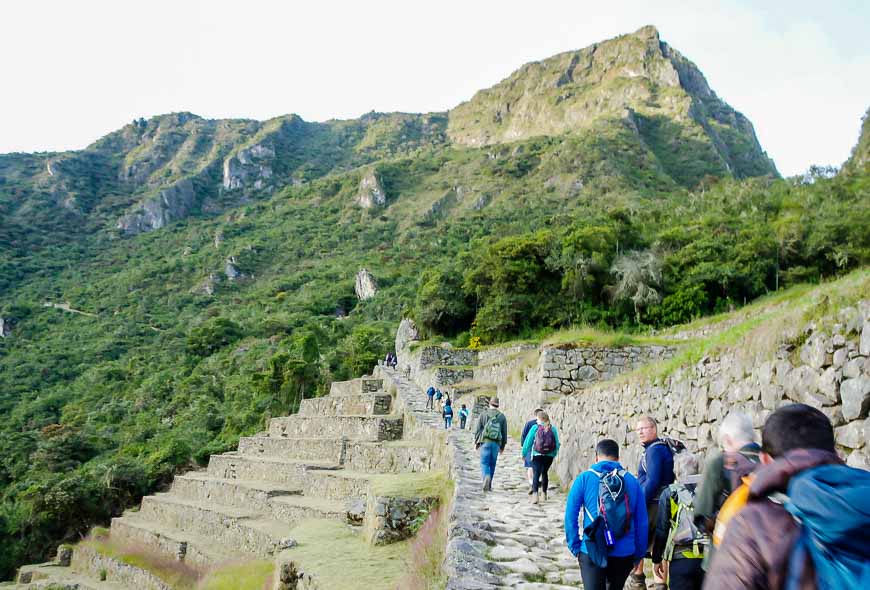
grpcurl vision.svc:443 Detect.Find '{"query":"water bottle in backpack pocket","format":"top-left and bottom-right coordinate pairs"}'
top-left (589, 468), bottom-right (632, 544)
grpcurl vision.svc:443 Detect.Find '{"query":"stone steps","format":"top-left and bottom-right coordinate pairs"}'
top-left (14, 563), bottom-right (131, 589)
top-left (138, 494), bottom-right (295, 557)
top-left (344, 440), bottom-right (433, 473)
top-left (298, 393), bottom-right (392, 416)
top-left (207, 452), bottom-right (340, 485)
top-left (269, 495), bottom-right (347, 525)
top-left (109, 514), bottom-right (236, 568)
top-left (267, 414), bottom-right (404, 441)
top-left (170, 473), bottom-right (302, 513)
top-left (237, 435), bottom-right (346, 462)
top-left (70, 544), bottom-right (170, 590)
top-left (329, 377), bottom-right (384, 396)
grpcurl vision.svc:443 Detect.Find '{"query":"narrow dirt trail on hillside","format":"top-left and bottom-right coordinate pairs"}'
top-left (387, 367), bottom-right (581, 589)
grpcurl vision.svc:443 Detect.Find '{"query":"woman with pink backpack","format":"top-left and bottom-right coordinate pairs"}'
top-left (521, 411), bottom-right (561, 504)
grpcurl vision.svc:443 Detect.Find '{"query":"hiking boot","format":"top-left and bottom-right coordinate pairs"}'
top-left (627, 573), bottom-right (647, 590)
top-left (531, 493), bottom-right (539, 504)
top-left (482, 476), bottom-right (492, 492)
top-left (528, 485), bottom-right (533, 496)
top-left (542, 491), bottom-right (548, 502)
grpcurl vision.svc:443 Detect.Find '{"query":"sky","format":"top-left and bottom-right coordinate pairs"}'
top-left (1, 0), bottom-right (868, 176)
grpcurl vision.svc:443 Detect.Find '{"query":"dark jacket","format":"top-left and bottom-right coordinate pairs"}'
top-left (520, 418), bottom-right (537, 455)
top-left (703, 449), bottom-right (843, 590)
top-left (638, 438), bottom-right (675, 503)
top-left (474, 408), bottom-right (508, 450)
top-left (695, 443), bottom-right (761, 532)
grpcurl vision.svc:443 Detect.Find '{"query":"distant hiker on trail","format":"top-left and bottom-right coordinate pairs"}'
top-left (693, 411), bottom-right (760, 570)
top-left (425, 386), bottom-right (435, 410)
top-left (565, 439), bottom-right (648, 590)
top-left (390, 352), bottom-right (398, 368)
top-left (459, 404), bottom-right (469, 429)
top-left (705, 403), bottom-right (870, 590)
top-left (652, 453), bottom-right (706, 590)
top-left (474, 396), bottom-right (508, 492)
top-left (521, 410), bottom-right (560, 504)
top-left (521, 408), bottom-right (544, 494)
top-left (442, 400), bottom-right (454, 429)
top-left (435, 388), bottom-right (443, 411)
top-left (630, 416), bottom-right (676, 590)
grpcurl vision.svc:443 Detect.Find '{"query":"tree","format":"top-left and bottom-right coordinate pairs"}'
top-left (608, 250), bottom-right (662, 323)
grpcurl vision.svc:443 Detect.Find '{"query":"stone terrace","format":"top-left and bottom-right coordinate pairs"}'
top-left (13, 376), bottom-right (444, 589)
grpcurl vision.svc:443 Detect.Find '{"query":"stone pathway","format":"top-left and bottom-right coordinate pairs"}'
top-left (382, 367), bottom-right (582, 589)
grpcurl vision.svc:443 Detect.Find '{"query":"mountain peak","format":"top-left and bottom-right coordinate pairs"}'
top-left (447, 27), bottom-right (777, 179)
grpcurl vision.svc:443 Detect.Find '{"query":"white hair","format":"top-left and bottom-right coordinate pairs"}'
top-left (718, 411), bottom-right (755, 447)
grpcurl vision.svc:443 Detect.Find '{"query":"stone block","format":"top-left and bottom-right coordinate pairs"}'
top-left (834, 418), bottom-right (869, 449)
top-left (862, 322), bottom-right (870, 355)
top-left (841, 376), bottom-right (870, 421)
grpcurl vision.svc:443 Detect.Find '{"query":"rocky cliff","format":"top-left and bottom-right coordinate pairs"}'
top-left (447, 25), bottom-right (778, 181)
top-left (843, 107), bottom-right (870, 175)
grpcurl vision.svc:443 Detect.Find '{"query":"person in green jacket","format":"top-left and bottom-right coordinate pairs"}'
top-left (521, 411), bottom-right (561, 504)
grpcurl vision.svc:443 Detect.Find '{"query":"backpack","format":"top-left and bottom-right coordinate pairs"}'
top-left (435, 390), bottom-right (443, 400)
top-left (533, 425), bottom-right (556, 454)
top-left (443, 405), bottom-right (453, 417)
top-left (427, 386), bottom-right (435, 397)
top-left (665, 483), bottom-right (706, 560)
top-left (482, 412), bottom-right (502, 442)
top-left (588, 468), bottom-right (632, 542)
top-left (717, 446), bottom-right (761, 510)
top-left (713, 475), bottom-right (752, 546)
top-left (783, 464), bottom-right (870, 590)
top-left (640, 436), bottom-right (685, 472)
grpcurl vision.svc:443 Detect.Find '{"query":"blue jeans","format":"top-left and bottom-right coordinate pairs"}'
top-left (480, 441), bottom-right (500, 479)
top-left (444, 416), bottom-right (452, 429)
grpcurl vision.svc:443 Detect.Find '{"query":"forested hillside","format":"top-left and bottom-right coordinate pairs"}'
top-left (0, 25), bottom-right (867, 578)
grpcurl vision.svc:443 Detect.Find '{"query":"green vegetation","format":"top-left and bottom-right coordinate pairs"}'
top-left (0, 26), bottom-right (867, 581)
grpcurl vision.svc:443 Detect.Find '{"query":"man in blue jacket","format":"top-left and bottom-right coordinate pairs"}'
top-left (632, 416), bottom-right (675, 589)
top-left (565, 439), bottom-right (648, 590)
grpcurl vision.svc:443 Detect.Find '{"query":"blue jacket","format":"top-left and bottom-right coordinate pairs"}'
top-left (426, 387), bottom-right (435, 397)
top-left (521, 424), bottom-right (561, 458)
top-left (564, 460), bottom-right (648, 559)
top-left (637, 439), bottom-right (674, 503)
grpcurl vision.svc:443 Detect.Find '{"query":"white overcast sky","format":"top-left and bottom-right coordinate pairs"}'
top-left (1, 0), bottom-right (868, 176)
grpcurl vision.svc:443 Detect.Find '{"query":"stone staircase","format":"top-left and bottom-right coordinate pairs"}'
top-left (12, 375), bottom-right (443, 589)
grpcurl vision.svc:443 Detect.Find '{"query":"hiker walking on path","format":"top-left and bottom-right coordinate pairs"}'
top-left (521, 408), bottom-right (544, 493)
top-left (474, 396), bottom-right (508, 492)
top-left (435, 388), bottom-right (443, 411)
top-left (631, 416), bottom-right (676, 590)
top-left (521, 411), bottom-right (560, 504)
top-left (442, 399), bottom-right (454, 429)
top-left (565, 439), bottom-right (648, 590)
top-left (425, 386), bottom-right (435, 410)
top-left (693, 411), bottom-right (760, 570)
top-left (652, 455), bottom-right (706, 590)
top-left (704, 403), bottom-right (870, 590)
top-left (458, 404), bottom-right (469, 429)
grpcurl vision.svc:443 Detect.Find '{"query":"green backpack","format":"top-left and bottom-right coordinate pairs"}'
top-left (482, 413), bottom-right (502, 442)
top-left (665, 483), bottom-right (708, 560)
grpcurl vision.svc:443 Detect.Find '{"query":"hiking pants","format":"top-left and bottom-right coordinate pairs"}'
top-left (460, 416), bottom-right (467, 429)
top-left (667, 558), bottom-right (704, 590)
top-left (578, 553), bottom-right (635, 590)
top-left (531, 455), bottom-right (554, 494)
top-left (479, 441), bottom-right (500, 479)
top-left (426, 395), bottom-right (434, 409)
top-left (444, 416), bottom-right (452, 429)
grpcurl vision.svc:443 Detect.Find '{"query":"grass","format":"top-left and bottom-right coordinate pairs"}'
top-left (542, 326), bottom-right (679, 347)
top-left (198, 560), bottom-right (274, 590)
top-left (398, 506), bottom-right (449, 590)
top-left (279, 520), bottom-right (412, 590)
top-left (370, 471), bottom-right (451, 499)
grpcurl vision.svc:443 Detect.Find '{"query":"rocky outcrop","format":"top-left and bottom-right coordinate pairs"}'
top-left (842, 107), bottom-right (870, 175)
top-left (354, 269), bottom-right (378, 300)
top-left (224, 257), bottom-right (241, 280)
top-left (116, 178), bottom-right (197, 236)
top-left (356, 170), bottom-right (387, 209)
top-left (191, 273), bottom-right (220, 296)
top-left (395, 318), bottom-right (419, 355)
top-left (0, 316), bottom-right (10, 338)
top-left (223, 143), bottom-right (275, 191)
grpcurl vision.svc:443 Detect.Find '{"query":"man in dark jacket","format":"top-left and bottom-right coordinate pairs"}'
top-left (704, 403), bottom-right (865, 590)
top-left (474, 397), bottom-right (508, 492)
top-left (520, 408), bottom-right (543, 494)
top-left (693, 411), bottom-right (760, 571)
top-left (631, 416), bottom-right (675, 589)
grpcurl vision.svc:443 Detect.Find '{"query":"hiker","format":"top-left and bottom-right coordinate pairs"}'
top-left (521, 411), bottom-right (560, 504)
top-left (442, 399), bottom-right (454, 429)
top-left (459, 404), bottom-right (469, 429)
top-left (652, 453), bottom-right (706, 590)
top-left (565, 439), bottom-right (648, 590)
top-left (693, 411), bottom-right (760, 570)
top-left (474, 396), bottom-right (508, 492)
top-left (521, 408), bottom-right (544, 494)
top-left (705, 403), bottom-right (870, 589)
top-left (390, 352), bottom-right (398, 367)
top-left (630, 416), bottom-right (676, 590)
top-left (425, 386), bottom-right (435, 410)
top-left (434, 388), bottom-right (443, 411)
